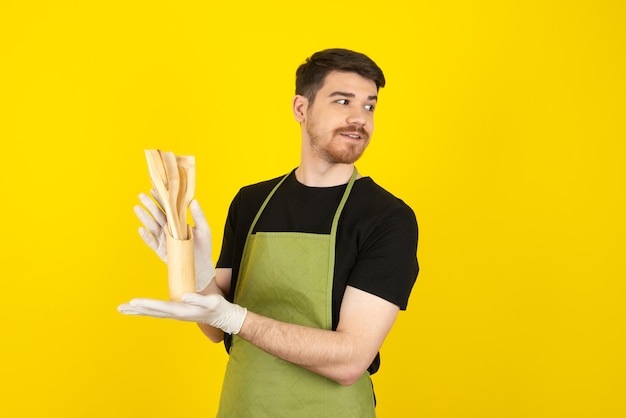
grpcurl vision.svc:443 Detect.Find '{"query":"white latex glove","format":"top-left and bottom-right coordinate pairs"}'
top-left (118, 293), bottom-right (247, 335)
top-left (134, 191), bottom-right (216, 291)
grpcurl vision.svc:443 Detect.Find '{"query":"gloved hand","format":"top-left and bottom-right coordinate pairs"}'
top-left (118, 293), bottom-right (247, 335)
top-left (134, 191), bottom-right (216, 291)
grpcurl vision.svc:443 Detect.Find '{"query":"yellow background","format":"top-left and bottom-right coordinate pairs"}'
top-left (1, 1), bottom-right (624, 417)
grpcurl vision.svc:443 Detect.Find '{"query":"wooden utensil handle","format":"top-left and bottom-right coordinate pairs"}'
top-left (166, 225), bottom-right (196, 301)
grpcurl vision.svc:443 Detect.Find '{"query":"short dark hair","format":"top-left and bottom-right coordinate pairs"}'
top-left (295, 48), bottom-right (386, 103)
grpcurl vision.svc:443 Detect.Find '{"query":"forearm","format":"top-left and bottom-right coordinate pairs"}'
top-left (236, 287), bottom-right (398, 385)
top-left (197, 322), bottom-right (224, 343)
top-left (237, 306), bottom-right (393, 386)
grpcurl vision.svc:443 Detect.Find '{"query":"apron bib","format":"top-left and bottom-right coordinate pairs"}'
top-left (217, 170), bottom-right (376, 417)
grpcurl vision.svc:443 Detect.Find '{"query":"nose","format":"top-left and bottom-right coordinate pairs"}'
top-left (346, 108), bottom-right (367, 126)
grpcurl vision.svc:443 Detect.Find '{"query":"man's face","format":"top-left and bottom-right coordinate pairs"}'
top-left (300, 71), bottom-right (378, 165)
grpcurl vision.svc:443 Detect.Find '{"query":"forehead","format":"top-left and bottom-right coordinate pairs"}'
top-left (318, 71), bottom-right (378, 97)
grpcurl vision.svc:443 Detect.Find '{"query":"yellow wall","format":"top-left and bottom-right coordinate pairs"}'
top-left (1, 1), bottom-right (624, 417)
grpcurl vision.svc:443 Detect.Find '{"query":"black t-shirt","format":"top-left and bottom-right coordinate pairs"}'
top-left (217, 170), bottom-right (419, 373)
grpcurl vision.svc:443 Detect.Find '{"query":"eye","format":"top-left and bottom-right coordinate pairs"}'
top-left (336, 99), bottom-right (349, 105)
top-left (364, 104), bottom-right (375, 112)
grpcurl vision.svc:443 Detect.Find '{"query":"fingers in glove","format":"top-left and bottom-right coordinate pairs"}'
top-left (137, 226), bottom-right (167, 262)
top-left (182, 292), bottom-right (220, 309)
top-left (134, 204), bottom-right (162, 237)
top-left (190, 200), bottom-right (211, 233)
top-left (129, 298), bottom-right (182, 310)
top-left (127, 298), bottom-right (192, 317)
top-left (139, 192), bottom-right (167, 226)
top-left (150, 189), bottom-right (168, 217)
top-left (124, 298), bottom-right (209, 322)
top-left (134, 200), bottom-right (167, 261)
top-left (118, 303), bottom-right (171, 318)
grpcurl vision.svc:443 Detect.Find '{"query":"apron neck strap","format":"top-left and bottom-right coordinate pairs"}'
top-left (330, 167), bottom-right (357, 237)
top-left (246, 167), bottom-right (359, 238)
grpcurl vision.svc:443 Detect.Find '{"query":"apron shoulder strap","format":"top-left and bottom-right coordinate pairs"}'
top-left (246, 170), bottom-right (293, 237)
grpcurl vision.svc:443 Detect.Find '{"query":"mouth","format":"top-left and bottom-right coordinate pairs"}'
top-left (341, 133), bottom-right (362, 139)
top-left (335, 124), bottom-right (370, 142)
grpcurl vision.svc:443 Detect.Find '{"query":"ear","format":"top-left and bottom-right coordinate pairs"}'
top-left (292, 95), bottom-right (308, 123)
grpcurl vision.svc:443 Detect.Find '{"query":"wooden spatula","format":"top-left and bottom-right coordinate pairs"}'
top-left (159, 151), bottom-right (183, 239)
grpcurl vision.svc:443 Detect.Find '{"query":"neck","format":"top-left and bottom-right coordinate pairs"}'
top-left (295, 160), bottom-right (359, 187)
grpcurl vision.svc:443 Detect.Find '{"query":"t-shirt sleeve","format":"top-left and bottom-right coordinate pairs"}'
top-left (347, 205), bottom-right (419, 310)
top-left (216, 191), bottom-right (240, 269)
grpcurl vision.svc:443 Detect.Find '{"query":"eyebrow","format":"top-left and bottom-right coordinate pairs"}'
top-left (328, 91), bottom-right (378, 101)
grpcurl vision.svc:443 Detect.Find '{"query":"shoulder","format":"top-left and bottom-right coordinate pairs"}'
top-left (238, 175), bottom-right (285, 196)
top-left (349, 177), bottom-right (417, 227)
top-left (224, 173), bottom-right (289, 237)
top-left (231, 174), bottom-right (286, 207)
top-left (341, 177), bottom-right (418, 257)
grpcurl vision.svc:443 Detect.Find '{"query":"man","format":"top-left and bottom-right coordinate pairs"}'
top-left (119, 48), bottom-right (419, 417)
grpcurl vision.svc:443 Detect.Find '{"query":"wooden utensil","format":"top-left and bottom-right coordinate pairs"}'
top-left (145, 150), bottom-right (173, 232)
top-left (144, 149), bottom-right (167, 201)
top-left (175, 155), bottom-right (195, 239)
top-left (159, 150), bottom-right (183, 240)
top-left (176, 163), bottom-right (188, 239)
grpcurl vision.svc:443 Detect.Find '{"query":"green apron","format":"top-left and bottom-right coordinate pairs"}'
top-left (217, 169), bottom-right (376, 418)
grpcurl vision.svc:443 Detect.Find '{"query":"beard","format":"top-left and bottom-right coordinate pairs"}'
top-left (306, 124), bottom-right (371, 164)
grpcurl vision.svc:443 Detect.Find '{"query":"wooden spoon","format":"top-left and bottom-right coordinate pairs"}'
top-left (175, 155), bottom-right (195, 238)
